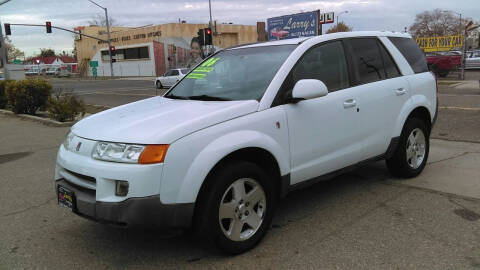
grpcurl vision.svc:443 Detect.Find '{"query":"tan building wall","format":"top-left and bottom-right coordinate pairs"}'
top-left (74, 23), bottom-right (258, 67)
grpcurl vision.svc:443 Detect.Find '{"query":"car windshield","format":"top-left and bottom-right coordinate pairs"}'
top-left (165, 45), bottom-right (296, 101)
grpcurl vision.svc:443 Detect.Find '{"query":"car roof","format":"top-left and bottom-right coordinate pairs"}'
top-left (231, 31), bottom-right (412, 49)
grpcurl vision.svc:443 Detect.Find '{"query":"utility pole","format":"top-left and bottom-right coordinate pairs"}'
top-left (0, 0), bottom-right (12, 79)
top-left (87, 0), bottom-right (114, 77)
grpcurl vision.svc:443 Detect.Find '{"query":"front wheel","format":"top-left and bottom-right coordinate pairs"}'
top-left (386, 118), bottom-right (430, 178)
top-left (156, 81), bottom-right (162, 89)
top-left (195, 161), bottom-right (276, 254)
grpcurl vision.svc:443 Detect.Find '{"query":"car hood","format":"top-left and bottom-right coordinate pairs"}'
top-left (72, 97), bottom-right (259, 144)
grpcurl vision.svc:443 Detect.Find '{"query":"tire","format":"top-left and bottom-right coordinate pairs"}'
top-left (386, 117), bottom-right (430, 178)
top-left (438, 69), bottom-right (449, 77)
top-left (156, 81), bottom-right (162, 89)
top-left (195, 161), bottom-right (276, 254)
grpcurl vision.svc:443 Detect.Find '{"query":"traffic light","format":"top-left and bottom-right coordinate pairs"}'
top-left (110, 46), bottom-right (116, 63)
top-left (197, 28), bottom-right (205, 46)
top-left (4, 23), bottom-right (11, 35)
top-left (204, 28), bottom-right (213, 45)
top-left (46, 21), bottom-right (52, 33)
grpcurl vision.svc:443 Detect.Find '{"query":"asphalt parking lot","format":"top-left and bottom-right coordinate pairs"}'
top-left (1, 75), bottom-right (479, 269)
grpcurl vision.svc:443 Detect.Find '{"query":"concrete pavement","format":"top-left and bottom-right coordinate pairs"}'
top-left (0, 114), bottom-right (479, 269)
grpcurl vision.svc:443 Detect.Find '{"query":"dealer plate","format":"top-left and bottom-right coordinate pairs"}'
top-left (57, 185), bottom-right (76, 211)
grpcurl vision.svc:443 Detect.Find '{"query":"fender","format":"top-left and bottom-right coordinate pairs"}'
top-left (160, 129), bottom-right (290, 204)
top-left (392, 94), bottom-right (435, 138)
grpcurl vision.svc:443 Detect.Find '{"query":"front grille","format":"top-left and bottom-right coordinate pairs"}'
top-left (65, 169), bottom-right (96, 184)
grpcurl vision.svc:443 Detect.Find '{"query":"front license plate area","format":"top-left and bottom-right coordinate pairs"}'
top-left (57, 185), bottom-right (76, 211)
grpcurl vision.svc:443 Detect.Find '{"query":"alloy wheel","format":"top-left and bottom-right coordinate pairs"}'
top-left (218, 178), bottom-right (266, 242)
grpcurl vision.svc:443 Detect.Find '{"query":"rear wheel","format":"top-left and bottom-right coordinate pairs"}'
top-left (386, 118), bottom-right (430, 178)
top-left (195, 161), bottom-right (276, 254)
top-left (156, 81), bottom-right (162, 89)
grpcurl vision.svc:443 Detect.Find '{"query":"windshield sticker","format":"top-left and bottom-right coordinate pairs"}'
top-left (187, 57), bottom-right (221, 79)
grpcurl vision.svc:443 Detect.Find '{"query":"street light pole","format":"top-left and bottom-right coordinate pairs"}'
top-left (87, 0), bottom-right (114, 77)
top-left (336, 11), bottom-right (348, 26)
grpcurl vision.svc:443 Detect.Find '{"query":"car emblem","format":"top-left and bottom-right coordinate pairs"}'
top-left (76, 142), bottom-right (82, 152)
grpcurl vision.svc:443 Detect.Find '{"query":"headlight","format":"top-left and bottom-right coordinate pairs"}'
top-left (92, 142), bottom-right (169, 164)
top-left (63, 131), bottom-right (75, 151)
top-left (92, 142), bottom-right (145, 163)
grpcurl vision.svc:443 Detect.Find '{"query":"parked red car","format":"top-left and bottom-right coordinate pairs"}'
top-left (425, 51), bottom-right (462, 77)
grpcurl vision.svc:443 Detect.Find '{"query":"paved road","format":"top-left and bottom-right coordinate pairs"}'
top-left (0, 115), bottom-right (479, 269)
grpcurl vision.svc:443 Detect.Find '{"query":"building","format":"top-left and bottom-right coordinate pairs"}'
top-left (74, 22), bottom-right (261, 77)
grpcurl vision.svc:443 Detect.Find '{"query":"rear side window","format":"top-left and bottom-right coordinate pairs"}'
top-left (388, 37), bottom-right (428, 73)
top-left (348, 38), bottom-right (385, 84)
top-left (171, 70), bottom-right (180, 76)
top-left (292, 41), bottom-right (349, 92)
top-left (378, 42), bottom-right (401, 78)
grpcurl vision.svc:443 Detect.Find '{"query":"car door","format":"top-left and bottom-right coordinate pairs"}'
top-left (283, 41), bottom-right (364, 184)
top-left (343, 38), bottom-right (410, 159)
top-left (161, 70), bottom-right (173, 86)
top-left (171, 69), bottom-right (181, 85)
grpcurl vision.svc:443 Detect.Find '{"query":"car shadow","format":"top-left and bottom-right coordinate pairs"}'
top-left (75, 161), bottom-right (393, 266)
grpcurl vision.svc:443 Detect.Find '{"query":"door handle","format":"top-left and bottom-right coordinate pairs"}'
top-left (343, 99), bottom-right (356, 108)
top-left (395, 87), bottom-right (406, 96)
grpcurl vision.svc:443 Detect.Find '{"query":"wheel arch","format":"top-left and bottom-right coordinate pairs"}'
top-left (393, 95), bottom-right (434, 138)
top-left (195, 147), bottom-right (283, 206)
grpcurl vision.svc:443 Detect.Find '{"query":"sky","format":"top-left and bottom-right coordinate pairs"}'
top-left (0, 0), bottom-right (479, 57)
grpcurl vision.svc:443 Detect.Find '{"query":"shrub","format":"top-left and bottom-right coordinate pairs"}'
top-left (5, 79), bottom-right (52, 114)
top-left (0, 80), bottom-right (13, 109)
top-left (47, 89), bottom-right (86, 122)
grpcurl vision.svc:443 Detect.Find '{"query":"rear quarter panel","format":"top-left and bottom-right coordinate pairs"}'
top-left (392, 72), bottom-right (437, 137)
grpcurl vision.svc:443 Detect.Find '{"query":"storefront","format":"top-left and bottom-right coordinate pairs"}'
top-left (74, 22), bottom-right (260, 77)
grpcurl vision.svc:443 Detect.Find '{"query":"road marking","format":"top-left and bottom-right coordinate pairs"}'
top-left (439, 106), bottom-right (480, 111)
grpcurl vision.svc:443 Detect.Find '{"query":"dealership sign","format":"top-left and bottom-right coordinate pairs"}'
top-left (415, 35), bottom-right (464, 52)
top-left (267, 11), bottom-right (319, 40)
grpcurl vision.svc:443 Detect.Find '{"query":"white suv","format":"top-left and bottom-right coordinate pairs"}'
top-left (55, 31), bottom-right (437, 254)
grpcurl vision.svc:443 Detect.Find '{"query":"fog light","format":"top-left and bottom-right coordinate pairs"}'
top-left (115, 180), bottom-right (129, 196)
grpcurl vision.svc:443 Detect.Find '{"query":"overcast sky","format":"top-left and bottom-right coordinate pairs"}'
top-left (1, 0), bottom-right (479, 57)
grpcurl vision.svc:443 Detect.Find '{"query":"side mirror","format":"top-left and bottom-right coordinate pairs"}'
top-left (291, 79), bottom-right (328, 102)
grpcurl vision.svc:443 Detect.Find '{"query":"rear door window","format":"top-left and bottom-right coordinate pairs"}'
top-left (378, 41), bottom-right (401, 78)
top-left (388, 37), bottom-right (428, 74)
top-left (347, 38), bottom-right (386, 84)
top-left (171, 70), bottom-right (180, 76)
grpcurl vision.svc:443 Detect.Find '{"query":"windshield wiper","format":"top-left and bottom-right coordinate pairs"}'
top-left (164, 94), bottom-right (189, 100)
top-left (188, 95), bottom-right (231, 101)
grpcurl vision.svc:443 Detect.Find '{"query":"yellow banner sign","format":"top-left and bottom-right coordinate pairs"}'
top-left (415, 35), bottom-right (464, 52)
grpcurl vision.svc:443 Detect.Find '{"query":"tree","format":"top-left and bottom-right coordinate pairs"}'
top-left (87, 13), bottom-right (118, 27)
top-left (409, 9), bottom-right (471, 37)
top-left (4, 36), bottom-right (25, 62)
top-left (326, 22), bottom-right (352, 34)
top-left (39, 48), bottom-right (55, 57)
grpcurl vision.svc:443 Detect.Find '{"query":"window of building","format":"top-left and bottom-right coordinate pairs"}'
top-left (101, 46), bottom-right (149, 61)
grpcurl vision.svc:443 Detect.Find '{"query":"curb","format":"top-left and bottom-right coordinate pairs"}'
top-left (0, 109), bottom-right (77, 127)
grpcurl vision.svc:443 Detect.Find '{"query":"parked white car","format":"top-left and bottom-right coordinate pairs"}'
top-left (55, 31), bottom-right (437, 254)
top-left (155, 68), bottom-right (189, 89)
top-left (466, 51), bottom-right (480, 69)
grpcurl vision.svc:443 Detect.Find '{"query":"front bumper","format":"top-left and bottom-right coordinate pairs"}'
top-left (55, 179), bottom-right (194, 228)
